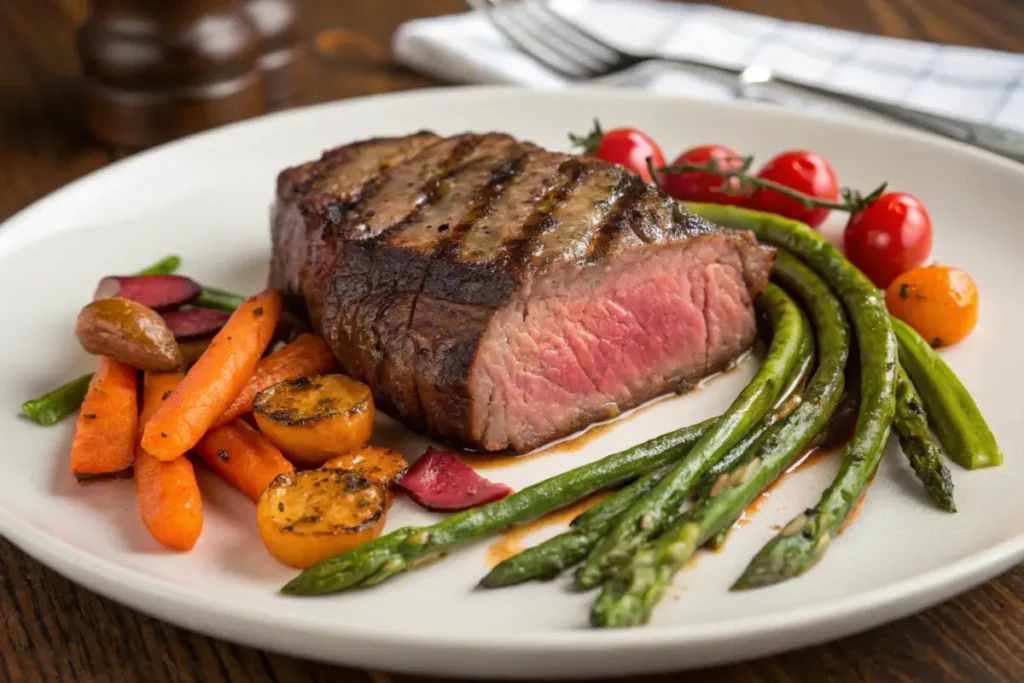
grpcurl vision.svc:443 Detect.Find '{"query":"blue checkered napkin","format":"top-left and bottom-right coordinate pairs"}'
top-left (392, 0), bottom-right (1024, 131)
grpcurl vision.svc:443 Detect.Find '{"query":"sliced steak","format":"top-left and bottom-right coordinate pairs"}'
top-left (271, 132), bottom-right (774, 452)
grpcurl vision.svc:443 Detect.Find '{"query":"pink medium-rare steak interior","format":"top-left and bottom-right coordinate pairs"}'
top-left (472, 237), bottom-right (759, 452)
top-left (269, 132), bottom-right (774, 453)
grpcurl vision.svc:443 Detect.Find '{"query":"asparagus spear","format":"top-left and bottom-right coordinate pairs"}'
top-left (282, 418), bottom-right (717, 595)
top-left (687, 203), bottom-right (898, 589)
top-left (591, 248), bottom-right (850, 626)
top-left (700, 331), bottom-right (815, 489)
top-left (893, 364), bottom-right (956, 512)
top-left (892, 316), bottom-right (1001, 469)
top-left (575, 283), bottom-right (809, 590)
top-left (481, 325), bottom-right (817, 589)
top-left (480, 466), bottom-right (671, 588)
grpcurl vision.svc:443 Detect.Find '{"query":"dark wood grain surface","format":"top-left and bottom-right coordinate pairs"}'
top-left (2, 1), bottom-right (1023, 681)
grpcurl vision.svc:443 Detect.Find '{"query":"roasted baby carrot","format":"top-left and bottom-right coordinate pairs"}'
top-left (134, 372), bottom-right (203, 551)
top-left (194, 419), bottom-right (295, 501)
top-left (70, 357), bottom-right (139, 480)
top-left (213, 333), bottom-right (336, 428)
top-left (141, 289), bottom-right (283, 460)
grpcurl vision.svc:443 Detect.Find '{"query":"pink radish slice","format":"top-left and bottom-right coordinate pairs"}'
top-left (398, 447), bottom-right (514, 511)
top-left (162, 308), bottom-right (231, 339)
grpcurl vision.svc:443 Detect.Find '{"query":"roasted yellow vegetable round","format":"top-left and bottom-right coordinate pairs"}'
top-left (323, 446), bottom-right (409, 487)
top-left (252, 374), bottom-right (374, 468)
top-left (256, 469), bottom-right (387, 569)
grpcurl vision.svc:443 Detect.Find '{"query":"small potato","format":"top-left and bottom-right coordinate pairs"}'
top-left (76, 298), bottom-right (182, 371)
top-left (324, 446), bottom-right (409, 487)
top-left (257, 470), bottom-right (387, 569)
top-left (253, 374), bottom-right (374, 468)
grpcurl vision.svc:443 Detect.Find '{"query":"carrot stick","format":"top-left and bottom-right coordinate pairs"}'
top-left (213, 333), bottom-right (336, 428)
top-left (134, 372), bottom-right (203, 551)
top-left (141, 289), bottom-right (283, 461)
top-left (70, 357), bottom-right (138, 480)
top-left (194, 419), bottom-right (294, 501)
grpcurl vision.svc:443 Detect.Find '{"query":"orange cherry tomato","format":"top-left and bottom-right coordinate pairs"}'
top-left (885, 265), bottom-right (978, 347)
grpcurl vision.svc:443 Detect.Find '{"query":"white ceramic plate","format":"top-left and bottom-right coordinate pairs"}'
top-left (1, 87), bottom-right (1022, 679)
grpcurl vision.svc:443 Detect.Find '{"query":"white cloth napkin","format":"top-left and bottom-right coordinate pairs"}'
top-left (393, 0), bottom-right (1024, 131)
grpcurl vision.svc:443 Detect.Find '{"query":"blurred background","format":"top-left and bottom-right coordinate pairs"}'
top-left (2, 0), bottom-right (1021, 219)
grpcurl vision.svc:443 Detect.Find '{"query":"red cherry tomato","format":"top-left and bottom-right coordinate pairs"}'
top-left (591, 128), bottom-right (665, 183)
top-left (662, 145), bottom-right (747, 204)
top-left (744, 151), bottom-right (839, 227)
top-left (843, 192), bottom-right (933, 288)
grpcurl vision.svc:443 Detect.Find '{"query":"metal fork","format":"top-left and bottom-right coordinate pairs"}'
top-left (466, 0), bottom-right (1024, 165)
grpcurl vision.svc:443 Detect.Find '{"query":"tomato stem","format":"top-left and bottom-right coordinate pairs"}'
top-left (656, 156), bottom-right (886, 213)
top-left (568, 119), bottom-right (605, 156)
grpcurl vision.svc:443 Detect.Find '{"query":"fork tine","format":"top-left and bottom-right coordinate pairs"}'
top-left (521, 0), bottom-right (621, 64)
top-left (469, 0), bottom-right (592, 78)
top-left (484, 0), bottom-right (608, 77)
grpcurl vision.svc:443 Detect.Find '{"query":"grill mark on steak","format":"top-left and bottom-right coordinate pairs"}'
top-left (299, 135), bottom-right (446, 327)
top-left (373, 135), bottom-right (489, 240)
top-left (458, 150), bottom-right (567, 262)
top-left (368, 140), bottom-right (532, 424)
top-left (446, 152), bottom-right (528, 250)
top-left (502, 158), bottom-right (590, 274)
top-left (273, 132), bottom-right (777, 453)
top-left (586, 175), bottom-right (651, 262)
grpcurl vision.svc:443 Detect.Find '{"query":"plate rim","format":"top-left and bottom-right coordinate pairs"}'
top-left (2, 85), bottom-right (1023, 672)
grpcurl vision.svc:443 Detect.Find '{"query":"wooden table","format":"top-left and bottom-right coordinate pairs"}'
top-left (2, 1), bottom-right (1023, 681)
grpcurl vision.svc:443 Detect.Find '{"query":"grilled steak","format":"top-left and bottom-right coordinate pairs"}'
top-left (271, 132), bottom-right (774, 453)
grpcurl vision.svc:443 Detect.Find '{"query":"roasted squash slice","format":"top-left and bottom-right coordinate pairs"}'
top-left (323, 446), bottom-right (409, 486)
top-left (256, 469), bottom-right (387, 569)
top-left (253, 374), bottom-right (374, 468)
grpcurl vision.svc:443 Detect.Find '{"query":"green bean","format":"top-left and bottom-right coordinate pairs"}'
top-left (574, 283), bottom-right (808, 590)
top-left (194, 287), bottom-right (246, 312)
top-left (20, 374), bottom-right (93, 426)
top-left (686, 202), bottom-right (897, 589)
top-left (137, 255), bottom-right (182, 276)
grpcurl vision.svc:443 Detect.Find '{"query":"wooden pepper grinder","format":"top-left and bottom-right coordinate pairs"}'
top-left (243, 0), bottom-right (306, 105)
top-left (78, 0), bottom-right (265, 149)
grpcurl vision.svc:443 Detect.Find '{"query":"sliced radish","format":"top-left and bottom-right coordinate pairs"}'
top-left (398, 447), bottom-right (513, 511)
top-left (94, 275), bottom-right (201, 311)
top-left (162, 308), bottom-right (231, 339)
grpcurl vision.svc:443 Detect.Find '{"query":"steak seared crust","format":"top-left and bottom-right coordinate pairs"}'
top-left (271, 132), bottom-right (774, 452)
